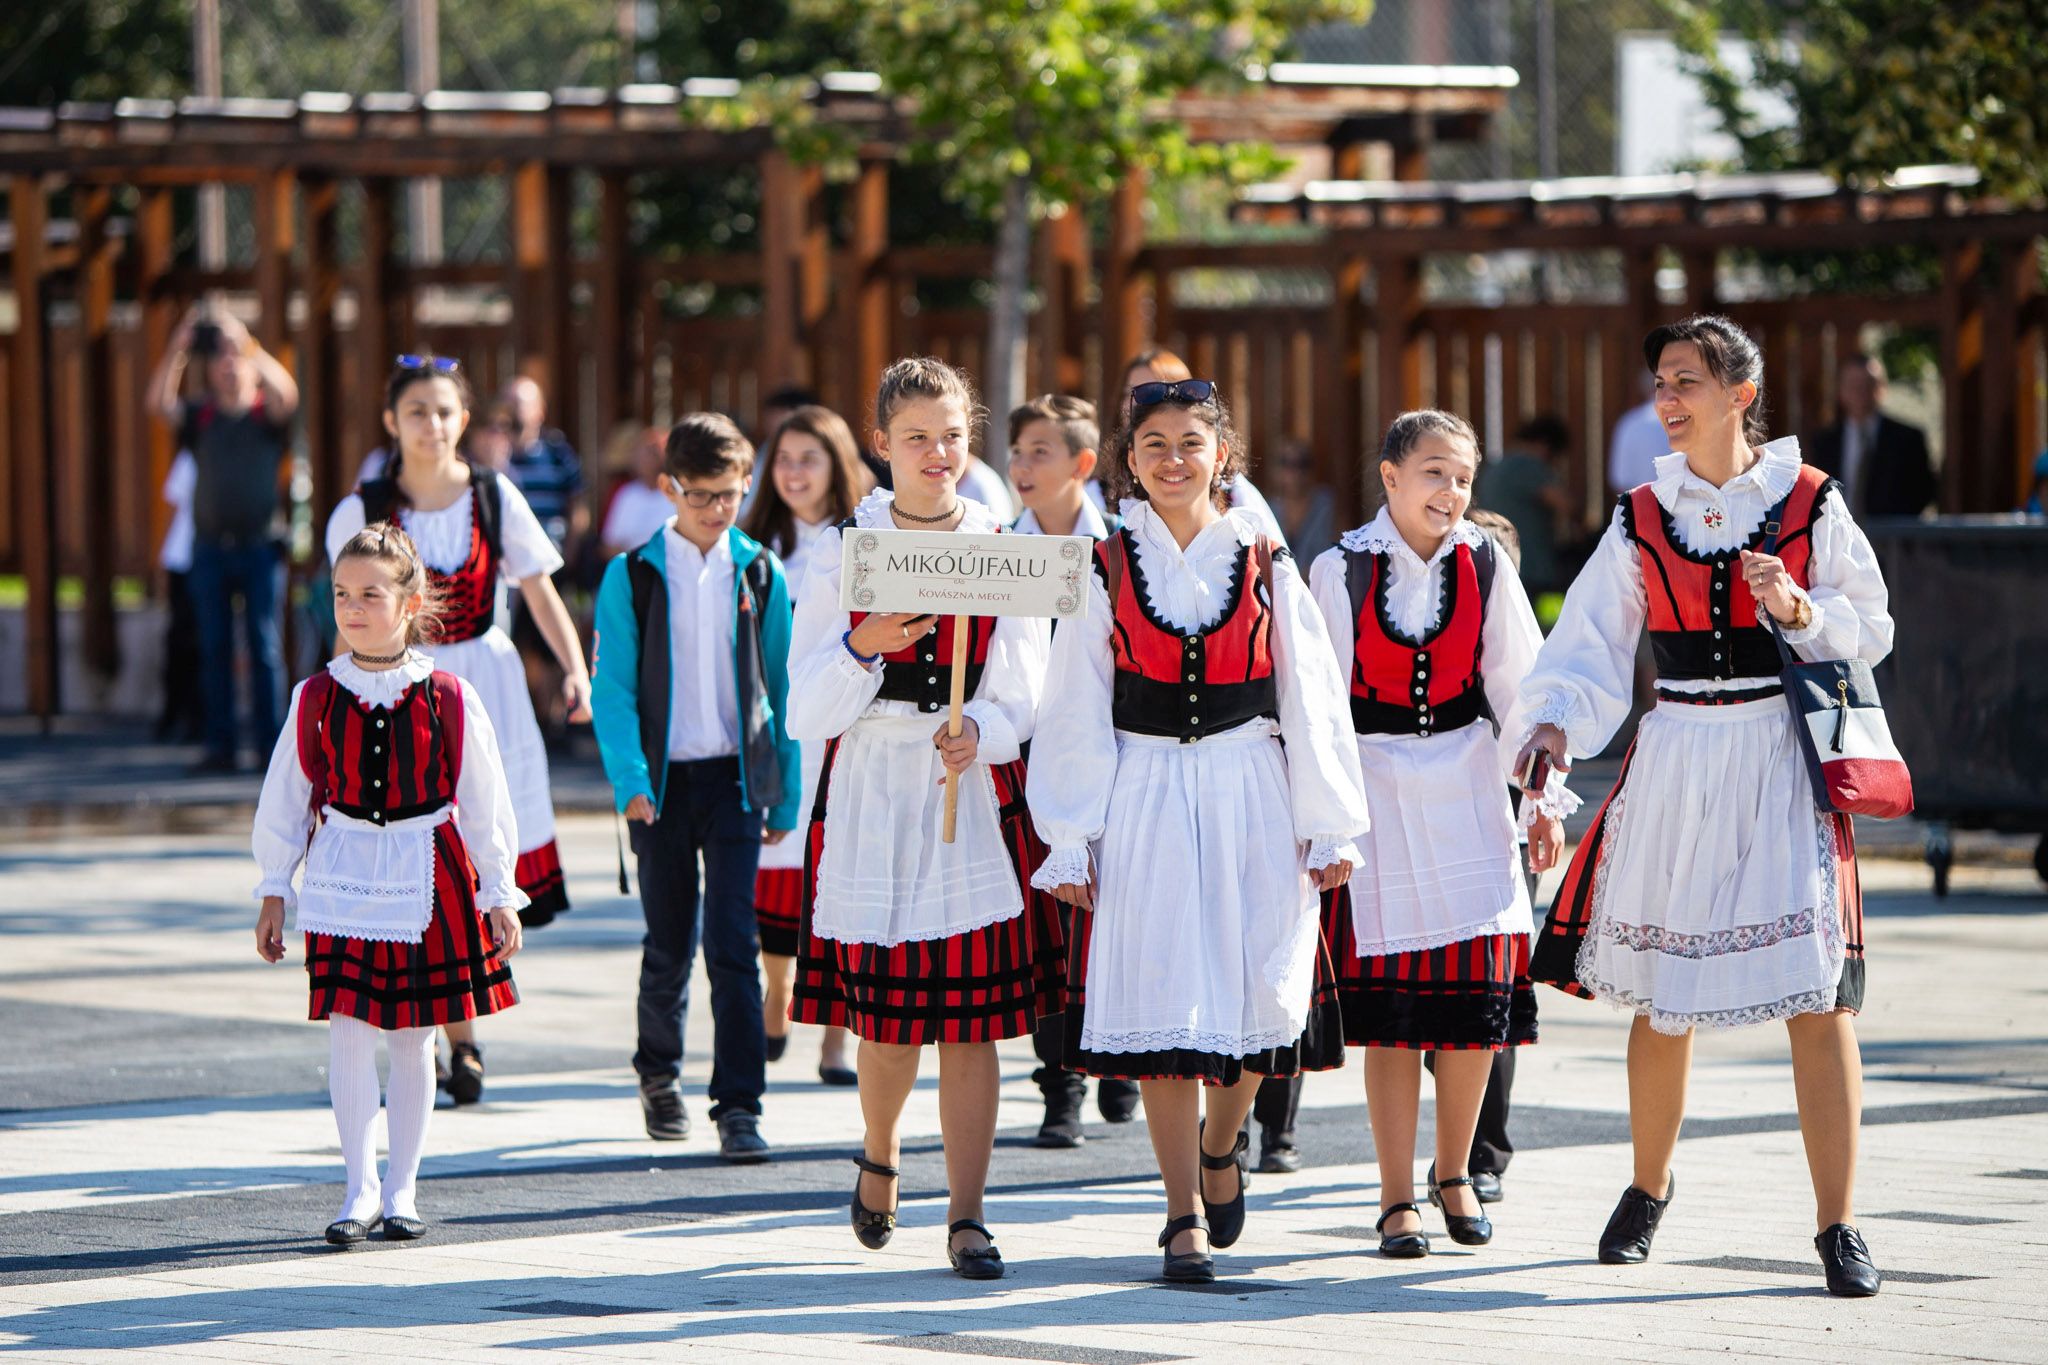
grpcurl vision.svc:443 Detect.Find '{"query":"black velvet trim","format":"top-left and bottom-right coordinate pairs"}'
top-left (1062, 996), bottom-right (1347, 1084)
top-left (1118, 526), bottom-right (1251, 641)
top-left (757, 923), bottom-right (799, 959)
top-left (1333, 980), bottom-right (1537, 1050)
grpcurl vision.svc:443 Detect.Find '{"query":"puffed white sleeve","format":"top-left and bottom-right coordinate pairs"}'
top-left (1482, 552), bottom-right (1580, 819)
top-left (453, 680), bottom-right (530, 912)
top-left (495, 478), bottom-right (567, 581)
top-left (1307, 545), bottom-right (1355, 678)
top-left (963, 614), bottom-right (1049, 765)
top-left (785, 523), bottom-right (885, 741)
top-left (324, 494), bottom-right (367, 565)
top-left (1026, 571), bottom-right (1117, 890)
top-left (1762, 488), bottom-right (1895, 666)
top-left (1517, 508), bottom-right (1646, 759)
top-left (252, 681), bottom-right (316, 905)
top-left (1271, 552), bottom-right (1370, 865)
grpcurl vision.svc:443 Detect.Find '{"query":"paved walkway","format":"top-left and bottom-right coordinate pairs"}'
top-left (1, 814), bottom-right (2044, 1362)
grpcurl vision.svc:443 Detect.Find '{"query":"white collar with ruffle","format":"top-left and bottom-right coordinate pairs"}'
top-left (327, 652), bottom-right (434, 709)
top-left (1118, 497), bottom-right (1260, 554)
top-left (1338, 506), bottom-right (1485, 564)
top-left (851, 486), bottom-right (1004, 535)
top-left (1649, 435), bottom-right (1803, 513)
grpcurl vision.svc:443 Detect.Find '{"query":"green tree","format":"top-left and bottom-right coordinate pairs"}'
top-left (795, 0), bottom-right (1374, 449)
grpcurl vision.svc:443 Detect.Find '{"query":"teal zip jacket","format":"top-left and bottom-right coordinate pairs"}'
top-left (591, 524), bottom-right (801, 831)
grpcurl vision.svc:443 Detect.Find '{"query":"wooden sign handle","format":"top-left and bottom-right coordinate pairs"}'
top-left (941, 612), bottom-right (970, 844)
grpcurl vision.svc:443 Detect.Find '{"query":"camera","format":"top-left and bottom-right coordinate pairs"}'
top-left (189, 321), bottom-right (227, 357)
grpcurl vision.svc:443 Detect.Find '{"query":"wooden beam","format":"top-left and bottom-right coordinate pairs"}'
top-left (1681, 247), bottom-right (1716, 316)
top-left (10, 175), bottom-right (58, 725)
top-left (299, 173), bottom-right (344, 538)
top-left (1100, 172), bottom-right (1148, 412)
top-left (508, 161), bottom-right (572, 409)
top-left (593, 169), bottom-right (636, 442)
top-left (355, 177), bottom-right (403, 470)
top-left (75, 183), bottom-right (120, 682)
top-left (1323, 246), bottom-right (1367, 520)
top-left (847, 158), bottom-right (891, 423)
top-left (1372, 251), bottom-right (1424, 451)
top-left (136, 187), bottom-right (178, 568)
top-left (252, 167), bottom-right (295, 368)
top-left (1033, 202), bottom-right (1088, 397)
top-left (1978, 239), bottom-right (2034, 511)
top-left (1938, 241), bottom-right (1984, 512)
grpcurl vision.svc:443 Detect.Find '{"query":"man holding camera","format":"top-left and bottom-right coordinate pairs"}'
top-left (146, 307), bottom-right (300, 773)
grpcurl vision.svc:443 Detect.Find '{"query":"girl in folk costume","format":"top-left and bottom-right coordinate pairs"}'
top-left (1030, 379), bottom-right (1369, 1283)
top-left (253, 525), bottom-right (524, 1246)
top-left (325, 357), bottom-right (590, 1105)
top-left (787, 358), bottom-right (1059, 1281)
top-left (1308, 411), bottom-right (1568, 1258)
top-left (739, 404), bottom-right (871, 1086)
top-left (1516, 316), bottom-right (1893, 1297)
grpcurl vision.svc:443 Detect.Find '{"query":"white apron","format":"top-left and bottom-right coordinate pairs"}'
top-left (294, 805), bottom-right (452, 943)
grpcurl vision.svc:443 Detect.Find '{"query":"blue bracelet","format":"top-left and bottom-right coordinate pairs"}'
top-left (842, 629), bottom-right (880, 665)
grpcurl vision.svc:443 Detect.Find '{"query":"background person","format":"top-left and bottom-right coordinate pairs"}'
top-left (1805, 353), bottom-right (1936, 518)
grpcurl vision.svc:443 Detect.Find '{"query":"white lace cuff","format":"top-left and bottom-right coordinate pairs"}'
top-left (1307, 837), bottom-right (1361, 871)
top-left (478, 881), bottom-right (533, 913)
top-left (253, 878), bottom-right (297, 909)
top-left (1519, 779), bottom-right (1582, 826)
top-left (1031, 845), bottom-right (1092, 892)
top-left (1756, 589), bottom-right (1822, 645)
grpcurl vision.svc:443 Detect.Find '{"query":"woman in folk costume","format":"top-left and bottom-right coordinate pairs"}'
top-left (1030, 378), bottom-right (1368, 1283)
top-left (786, 357), bottom-right (1059, 1282)
top-left (326, 356), bottom-right (590, 1104)
top-left (1309, 410), bottom-right (1569, 1259)
top-left (253, 524), bottom-right (523, 1246)
top-left (739, 404), bottom-right (872, 1086)
top-left (1517, 315), bottom-right (1893, 1297)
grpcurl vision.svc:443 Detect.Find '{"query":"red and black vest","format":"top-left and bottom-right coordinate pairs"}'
top-left (1099, 527), bottom-right (1278, 743)
top-left (1343, 535), bottom-right (1497, 737)
top-left (359, 466), bottom-right (505, 644)
top-left (295, 669), bottom-right (464, 827)
top-left (1622, 464), bottom-right (1830, 682)
top-left (848, 612), bottom-right (999, 715)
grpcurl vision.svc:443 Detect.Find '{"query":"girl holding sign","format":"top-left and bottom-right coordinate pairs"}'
top-left (786, 357), bottom-right (1059, 1282)
top-left (1029, 379), bottom-right (1369, 1283)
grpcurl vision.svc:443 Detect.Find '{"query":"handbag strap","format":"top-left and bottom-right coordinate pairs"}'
top-left (1756, 488), bottom-right (1800, 672)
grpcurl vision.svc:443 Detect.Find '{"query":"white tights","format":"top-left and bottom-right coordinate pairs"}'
top-left (328, 1016), bottom-right (438, 1224)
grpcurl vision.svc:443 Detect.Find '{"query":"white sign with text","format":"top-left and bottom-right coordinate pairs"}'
top-left (839, 529), bottom-right (1092, 620)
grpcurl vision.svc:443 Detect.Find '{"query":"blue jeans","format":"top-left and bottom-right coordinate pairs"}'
top-left (630, 756), bottom-right (766, 1118)
top-left (188, 539), bottom-right (283, 763)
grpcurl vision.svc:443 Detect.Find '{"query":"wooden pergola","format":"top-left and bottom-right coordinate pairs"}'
top-left (0, 65), bottom-right (1513, 722)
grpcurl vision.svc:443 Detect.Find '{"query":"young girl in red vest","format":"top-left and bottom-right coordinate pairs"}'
top-left (1030, 379), bottom-right (1368, 1282)
top-left (325, 357), bottom-right (589, 1104)
top-left (253, 523), bottom-right (524, 1246)
top-left (1307, 410), bottom-right (1566, 1259)
top-left (1516, 315), bottom-right (1893, 1296)
top-left (786, 357), bottom-right (1059, 1282)
top-left (740, 404), bottom-right (871, 1086)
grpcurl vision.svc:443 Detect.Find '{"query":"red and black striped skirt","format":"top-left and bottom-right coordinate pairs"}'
top-left (514, 838), bottom-right (569, 927)
top-left (754, 867), bottom-right (804, 959)
top-left (790, 746), bottom-right (1065, 1045)
top-left (1061, 900), bottom-right (1347, 1085)
top-left (306, 823), bottom-right (520, 1030)
top-left (1322, 884), bottom-right (1536, 1051)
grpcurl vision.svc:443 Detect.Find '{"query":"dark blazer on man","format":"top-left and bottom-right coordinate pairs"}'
top-left (1805, 414), bottom-right (1936, 517)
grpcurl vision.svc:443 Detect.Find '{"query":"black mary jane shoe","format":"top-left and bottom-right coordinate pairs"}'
top-left (1159, 1213), bottom-right (1216, 1283)
top-left (1816, 1223), bottom-right (1882, 1298)
top-left (818, 1062), bottom-right (860, 1087)
top-left (324, 1215), bottom-right (382, 1248)
top-left (446, 1042), bottom-right (485, 1106)
top-left (1376, 1202), bottom-right (1431, 1258)
top-left (1597, 1174), bottom-right (1675, 1264)
top-left (380, 1215), bottom-right (428, 1242)
top-left (850, 1155), bottom-right (900, 1250)
top-left (1198, 1124), bottom-right (1251, 1250)
top-left (946, 1219), bottom-right (1006, 1281)
top-left (1428, 1174), bottom-right (1494, 1246)
top-left (764, 1031), bottom-right (790, 1063)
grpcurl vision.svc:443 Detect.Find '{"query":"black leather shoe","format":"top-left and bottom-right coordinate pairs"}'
top-left (947, 1219), bottom-right (1005, 1280)
top-left (1598, 1174), bottom-right (1674, 1264)
top-left (1098, 1077), bottom-right (1140, 1123)
top-left (1428, 1173), bottom-right (1494, 1246)
top-left (850, 1155), bottom-right (898, 1249)
top-left (381, 1215), bottom-right (428, 1241)
top-left (324, 1215), bottom-right (381, 1247)
top-left (1036, 1075), bottom-right (1087, 1149)
top-left (1816, 1223), bottom-right (1882, 1297)
top-left (717, 1112), bottom-right (771, 1163)
top-left (818, 1062), bottom-right (859, 1086)
top-left (1258, 1131), bottom-right (1302, 1174)
top-left (640, 1078), bottom-right (689, 1141)
top-left (1199, 1124), bottom-right (1250, 1249)
top-left (764, 1031), bottom-right (789, 1063)
top-left (1376, 1202), bottom-right (1430, 1258)
top-left (1159, 1213), bottom-right (1216, 1283)
top-left (446, 1043), bottom-right (485, 1105)
top-left (1471, 1170), bottom-right (1504, 1203)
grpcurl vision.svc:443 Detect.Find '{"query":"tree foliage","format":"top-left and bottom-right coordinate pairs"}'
top-left (1667, 0), bottom-right (2047, 202)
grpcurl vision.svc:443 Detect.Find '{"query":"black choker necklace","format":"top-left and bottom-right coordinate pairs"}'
top-left (351, 649), bottom-right (409, 666)
top-left (890, 501), bottom-right (962, 525)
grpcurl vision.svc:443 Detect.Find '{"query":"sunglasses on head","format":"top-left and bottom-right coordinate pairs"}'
top-left (393, 354), bottom-right (461, 374)
top-left (1129, 379), bottom-right (1216, 407)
